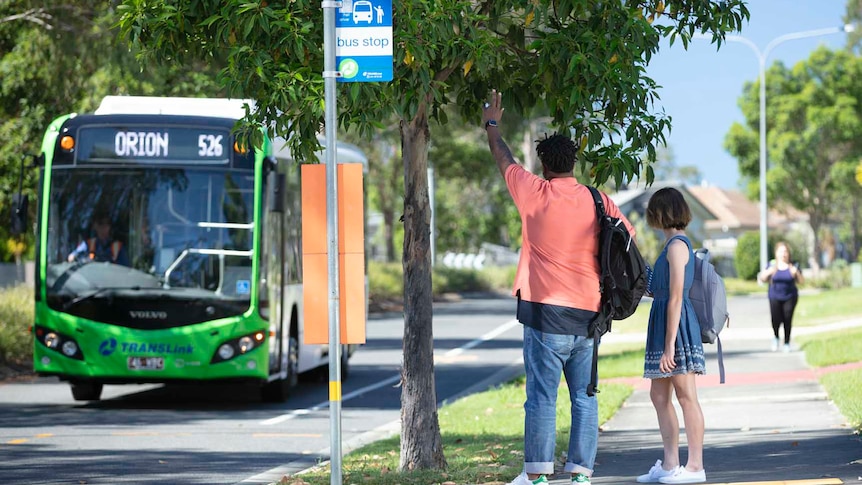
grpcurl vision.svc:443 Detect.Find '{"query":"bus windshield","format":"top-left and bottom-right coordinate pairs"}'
top-left (45, 167), bottom-right (256, 306)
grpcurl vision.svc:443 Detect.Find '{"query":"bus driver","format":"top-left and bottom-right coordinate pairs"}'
top-left (67, 212), bottom-right (129, 266)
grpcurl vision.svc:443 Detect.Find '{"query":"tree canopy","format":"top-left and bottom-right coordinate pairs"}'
top-left (118, 0), bottom-right (748, 186)
top-left (724, 46), bottom-right (862, 261)
top-left (0, 1), bottom-right (224, 261)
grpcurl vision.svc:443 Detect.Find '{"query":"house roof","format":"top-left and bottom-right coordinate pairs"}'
top-left (609, 188), bottom-right (644, 209)
top-left (686, 185), bottom-right (803, 230)
top-left (609, 181), bottom-right (714, 221)
top-left (609, 182), bottom-right (808, 233)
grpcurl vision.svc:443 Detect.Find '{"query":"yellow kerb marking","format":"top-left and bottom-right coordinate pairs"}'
top-left (7, 439), bottom-right (28, 444)
top-left (35, 433), bottom-right (53, 438)
top-left (330, 381), bottom-right (341, 401)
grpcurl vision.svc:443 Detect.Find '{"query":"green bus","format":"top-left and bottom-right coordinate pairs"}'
top-left (24, 96), bottom-right (366, 402)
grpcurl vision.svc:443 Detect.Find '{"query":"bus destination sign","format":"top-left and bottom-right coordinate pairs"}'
top-left (76, 126), bottom-right (231, 164)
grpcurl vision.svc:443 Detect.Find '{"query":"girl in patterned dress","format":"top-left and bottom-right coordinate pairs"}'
top-left (636, 188), bottom-right (707, 485)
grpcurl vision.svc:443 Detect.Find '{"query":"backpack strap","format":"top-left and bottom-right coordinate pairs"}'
top-left (586, 186), bottom-right (605, 397)
top-left (695, 247), bottom-right (711, 306)
top-left (716, 335), bottom-right (726, 384)
top-left (587, 186), bottom-right (606, 219)
top-left (586, 317), bottom-right (609, 397)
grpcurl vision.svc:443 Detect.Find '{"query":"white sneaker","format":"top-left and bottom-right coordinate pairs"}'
top-left (658, 466), bottom-right (706, 484)
top-left (636, 460), bottom-right (675, 483)
top-left (782, 343), bottom-right (791, 353)
top-left (771, 338), bottom-right (779, 352)
top-left (507, 471), bottom-right (548, 485)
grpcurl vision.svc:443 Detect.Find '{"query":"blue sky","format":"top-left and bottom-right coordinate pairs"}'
top-left (646, 0), bottom-right (850, 189)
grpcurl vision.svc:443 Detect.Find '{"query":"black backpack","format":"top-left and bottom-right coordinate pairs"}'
top-left (586, 186), bottom-right (647, 396)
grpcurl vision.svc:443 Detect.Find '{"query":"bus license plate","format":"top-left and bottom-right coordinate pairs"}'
top-left (128, 356), bottom-right (164, 371)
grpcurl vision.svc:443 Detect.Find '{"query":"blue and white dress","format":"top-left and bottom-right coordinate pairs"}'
top-left (644, 235), bottom-right (706, 379)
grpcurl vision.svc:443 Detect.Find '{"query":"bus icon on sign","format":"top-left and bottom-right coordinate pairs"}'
top-left (352, 1), bottom-right (373, 23)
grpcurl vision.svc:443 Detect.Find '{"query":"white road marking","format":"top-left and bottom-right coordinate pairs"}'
top-left (259, 318), bottom-right (521, 425)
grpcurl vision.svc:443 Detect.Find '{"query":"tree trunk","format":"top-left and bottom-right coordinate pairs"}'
top-left (398, 102), bottom-right (446, 471)
top-left (809, 215), bottom-right (822, 270)
top-left (383, 209), bottom-right (396, 262)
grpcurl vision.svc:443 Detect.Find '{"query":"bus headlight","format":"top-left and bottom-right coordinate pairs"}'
top-left (44, 332), bottom-right (61, 349)
top-left (238, 336), bottom-right (254, 353)
top-left (35, 326), bottom-right (84, 360)
top-left (217, 344), bottom-right (235, 361)
top-left (61, 340), bottom-right (79, 357)
top-left (211, 331), bottom-right (265, 364)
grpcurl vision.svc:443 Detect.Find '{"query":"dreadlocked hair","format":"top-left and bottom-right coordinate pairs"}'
top-left (535, 133), bottom-right (578, 173)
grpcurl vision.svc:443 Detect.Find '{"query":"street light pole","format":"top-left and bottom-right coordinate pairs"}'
top-left (695, 24), bottom-right (855, 272)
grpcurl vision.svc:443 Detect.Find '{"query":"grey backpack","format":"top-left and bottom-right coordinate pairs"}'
top-left (689, 247), bottom-right (729, 383)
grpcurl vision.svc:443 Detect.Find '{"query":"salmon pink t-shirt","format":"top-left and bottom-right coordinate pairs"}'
top-left (505, 164), bottom-right (635, 312)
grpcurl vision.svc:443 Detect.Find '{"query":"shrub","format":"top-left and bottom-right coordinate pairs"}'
top-left (433, 267), bottom-right (490, 294)
top-left (734, 232), bottom-right (760, 280)
top-left (0, 284), bottom-right (34, 366)
top-left (367, 261), bottom-right (403, 302)
top-left (807, 259), bottom-right (850, 289)
top-left (477, 265), bottom-right (517, 291)
top-left (734, 231), bottom-right (782, 280)
top-left (368, 262), bottom-right (516, 304)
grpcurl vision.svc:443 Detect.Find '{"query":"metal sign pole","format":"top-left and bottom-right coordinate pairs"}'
top-left (322, 2), bottom-right (342, 484)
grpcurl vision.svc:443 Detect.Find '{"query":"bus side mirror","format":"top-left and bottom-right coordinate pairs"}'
top-left (11, 194), bottom-right (29, 236)
top-left (270, 173), bottom-right (285, 213)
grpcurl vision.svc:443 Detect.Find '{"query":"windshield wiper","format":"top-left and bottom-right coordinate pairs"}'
top-left (62, 286), bottom-right (143, 311)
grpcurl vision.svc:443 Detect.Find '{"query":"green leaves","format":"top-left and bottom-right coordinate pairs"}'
top-left (116, 0), bottom-right (748, 187)
top-left (725, 46), bottom-right (862, 257)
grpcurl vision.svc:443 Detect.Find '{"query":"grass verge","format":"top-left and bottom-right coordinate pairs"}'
top-left (0, 284), bottom-right (33, 377)
top-left (794, 287), bottom-right (862, 327)
top-left (797, 326), bottom-right (862, 367)
top-left (820, 369), bottom-right (862, 433)
top-left (274, 347), bottom-right (643, 485)
top-left (723, 278), bottom-right (767, 295)
top-left (797, 326), bottom-right (862, 433)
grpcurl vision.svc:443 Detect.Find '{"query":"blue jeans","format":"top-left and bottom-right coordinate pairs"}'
top-left (523, 326), bottom-right (598, 476)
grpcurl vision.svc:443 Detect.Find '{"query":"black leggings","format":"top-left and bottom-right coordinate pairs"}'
top-left (769, 296), bottom-right (798, 344)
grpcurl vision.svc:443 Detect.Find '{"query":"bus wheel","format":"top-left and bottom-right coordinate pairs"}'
top-left (286, 335), bottom-right (299, 388)
top-left (70, 382), bottom-right (103, 401)
top-left (340, 344), bottom-right (350, 381)
top-left (261, 336), bottom-right (298, 402)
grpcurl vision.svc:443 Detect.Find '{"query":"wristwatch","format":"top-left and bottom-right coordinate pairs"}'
top-left (484, 119), bottom-right (498, 129)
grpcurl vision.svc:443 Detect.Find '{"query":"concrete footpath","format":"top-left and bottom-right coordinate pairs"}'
top-left (547, 294), bottom-right (862, 484)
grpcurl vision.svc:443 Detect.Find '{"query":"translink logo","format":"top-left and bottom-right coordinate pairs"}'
top-left (99, 338), bottom-right (117, 356)
top-left (120, 342), bottom-right (194, 354)
top-left (97, 338), bottom-right (194, 356)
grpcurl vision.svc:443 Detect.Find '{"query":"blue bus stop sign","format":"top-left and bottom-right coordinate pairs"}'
top-left (336, 0), bottom-right (393, 82)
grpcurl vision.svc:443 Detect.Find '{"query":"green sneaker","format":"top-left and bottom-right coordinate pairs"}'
top-left (507, 472), bottom-right (548, 485)
top-left (572, 473), bottom-right (591, 484)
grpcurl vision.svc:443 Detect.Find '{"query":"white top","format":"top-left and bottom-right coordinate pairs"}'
top-left (95, 96), bottom-right (253, 120)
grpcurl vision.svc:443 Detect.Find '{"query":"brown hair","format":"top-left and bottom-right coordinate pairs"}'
top-left (646, 187), bottom-right (692, 230)
top-left (774, 241), bottom-right (791, 259)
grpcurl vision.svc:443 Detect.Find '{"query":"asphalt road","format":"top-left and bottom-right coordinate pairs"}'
top-left (0, 294), bottom-right (525, 485)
